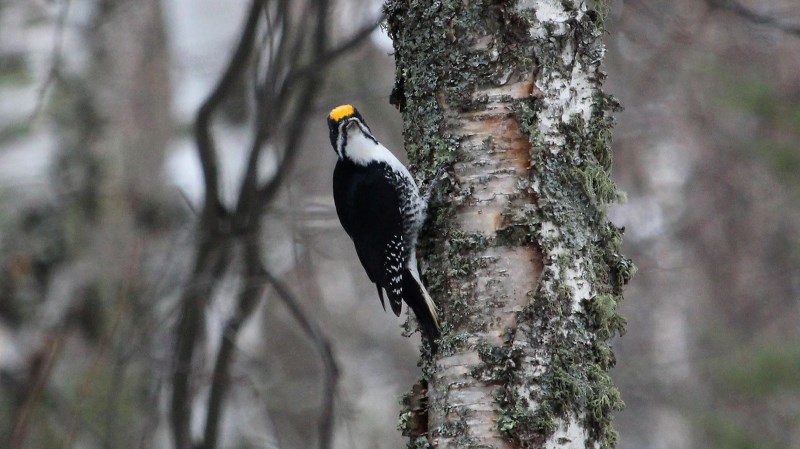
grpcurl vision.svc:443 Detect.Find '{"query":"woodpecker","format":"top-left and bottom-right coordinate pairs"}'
top-left (327, 104), bottom-right (441, 352)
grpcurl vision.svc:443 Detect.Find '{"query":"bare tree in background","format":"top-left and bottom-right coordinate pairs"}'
top-left (3, 1), bottom-right (173, 448)
top-left (386, 0), bottom-right (632, 447)
top-left (169, 1), bottom-right (379, 449)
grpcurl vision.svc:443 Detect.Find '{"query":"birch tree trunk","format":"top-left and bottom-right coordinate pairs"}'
top-left (386, 1), bottom-right (633, 447)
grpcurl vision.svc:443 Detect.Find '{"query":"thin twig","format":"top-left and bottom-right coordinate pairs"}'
top-left (29, 0), bottom-right (71, 122)
top-left (194, 0), bottom-right (265, 214)
top-left (708, 0), bottom-right (800, 36)
top-left (260, 268), bottom-right (339, 449)
top-left (297, 15), bottom-right (384, 80)
top-left (200, 244), bottom-right (266, 449)
top-left (176, 187), bottom-right (198, 216)
top-left (236, 0), bottom-right (308, 219)
top-left (266, 15), bottom-right (383, 133)
top-left (10, 334), bottom-right (66, 449)
top-left (234, 13), bottom-right (381, 223)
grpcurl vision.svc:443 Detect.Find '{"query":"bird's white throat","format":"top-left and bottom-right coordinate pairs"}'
top-left (344, 130), bottom-right (411, 180)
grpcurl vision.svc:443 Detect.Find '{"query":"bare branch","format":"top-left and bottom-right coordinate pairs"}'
top-left (172, 2), bottom-right (265, 448)
top-left (252, 9), bottom-right (381, 209)
top-left (237, 1), bottom-right (356, 220)
top-left (708, 0), bottom-right (800, 36)
top-left (28, 0), bottom-right (71, 122)
top-left (172, 1), bottom-right (364, 448)
top-left (194, 0), bottom-right (265, 215)
top-left (200, 240), bottom-right (339, 449)
top-left (260, 268), bottom-right (339, 449)
top-left (266, 15), bottom-right (383, 131)
top-left (170, 241), bottom-right (231, 449)
top-left (10, 333), bottom-right (67, 449)
top-left (295, 15), bottom-right (384, 82)
top-left (233, 12), bottom-right (380, 226)
top-left (200, 244), bottom-right (266, 449)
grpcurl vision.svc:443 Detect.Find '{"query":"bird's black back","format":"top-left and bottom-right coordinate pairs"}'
top-left (333, 159), bottom-right (405, 314)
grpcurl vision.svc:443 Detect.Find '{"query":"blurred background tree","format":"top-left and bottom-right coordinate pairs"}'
top-left (0, 0), bottom-right (798, 448)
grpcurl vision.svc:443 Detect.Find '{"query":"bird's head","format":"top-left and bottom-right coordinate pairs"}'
top-left (327, 104), bottom-right (373, 158)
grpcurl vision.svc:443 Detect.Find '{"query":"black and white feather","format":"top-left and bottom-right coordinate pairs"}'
top-left (327, 105), bottom-right (440, 351)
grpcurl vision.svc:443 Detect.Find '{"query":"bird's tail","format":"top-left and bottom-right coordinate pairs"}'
top-left (402, 267), bottom-right (441, 353)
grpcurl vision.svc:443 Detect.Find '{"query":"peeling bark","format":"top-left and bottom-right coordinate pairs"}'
top-left (387, 0), bottom-right (632, 448)
top-left (430, 78), bottom-right (544, 449)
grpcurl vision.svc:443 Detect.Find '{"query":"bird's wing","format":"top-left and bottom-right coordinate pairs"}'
top-left (333, 161), bottom-right (405, 315)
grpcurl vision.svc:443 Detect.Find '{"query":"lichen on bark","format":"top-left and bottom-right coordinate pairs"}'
top-left (386, 0), bottom-right (632, 447)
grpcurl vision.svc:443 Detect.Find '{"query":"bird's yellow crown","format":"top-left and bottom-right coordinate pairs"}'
top-left (329, 104), bottom-right (355, 122)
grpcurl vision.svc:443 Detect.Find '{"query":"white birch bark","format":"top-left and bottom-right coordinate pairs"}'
top-left (387, 0), bottom-right (631, 447)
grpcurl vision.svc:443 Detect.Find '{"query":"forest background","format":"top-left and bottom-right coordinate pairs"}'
top-left (0, 0), bottom-right (799, 448)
